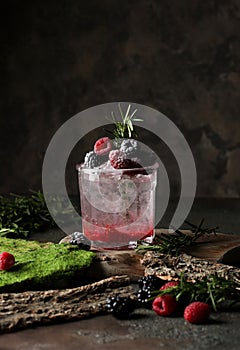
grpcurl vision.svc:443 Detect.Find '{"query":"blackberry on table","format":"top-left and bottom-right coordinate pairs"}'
top-left (106, 295), bottom-right (136, 319)
top-left (137, 287), bottom-right (153, 308)
top-left (84, 151), bottom-right (107, 168)
top-left (69, 232), bottom-right (91, 250)
top-left (138, 275), bottom-right (163, 290)
top-left (137, 275), bottom-right (163, 308)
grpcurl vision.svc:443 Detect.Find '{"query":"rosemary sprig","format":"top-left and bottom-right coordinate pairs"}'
top-left (151, 274), bottom-right (240, 311)
top-left (105, 103), bottom-right (143, 140)
top-left (0, 191), bottom-right (56, 238)
top-left (136, 219), bottom-right (218, 256)
top-left (184, 219), bottom-right (218, 234)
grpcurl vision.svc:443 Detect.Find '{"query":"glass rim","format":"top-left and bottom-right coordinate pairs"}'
top-left (76, 161), bottom-right (159, 173)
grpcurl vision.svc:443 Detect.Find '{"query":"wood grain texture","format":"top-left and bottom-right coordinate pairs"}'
top-left (0, 275), bottom-right (134, 334)
top-left (155, 229), bottom-right (240, 262)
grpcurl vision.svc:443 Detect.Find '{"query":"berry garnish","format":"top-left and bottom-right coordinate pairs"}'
top-left (109, 150), bottom-right (141, 170)
top-left (106, 295), bottom-right (136, 319)
top-left (94, 137), bottom-right (112, 156)
top-left (184, 301), bottom-right (210, 324)
top-left (120, 139), bottom-right (138, 157)
top-left (84, 151), bottom-right (108, 168)
top-left (152, 294), bottom-right (178, 316)
top-left (0, 252), bottom-right (15, 270)
top-left (160, 281), bottom-right (180, 291)
top-left (109, 149), bottom-right (124, 162)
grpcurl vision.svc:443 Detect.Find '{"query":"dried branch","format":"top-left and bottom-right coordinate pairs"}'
top-left (0, 275), bottom-right (134, 334)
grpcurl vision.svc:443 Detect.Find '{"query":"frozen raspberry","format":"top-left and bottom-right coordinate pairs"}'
top-left (152, 294), bottom-right (178, 316)
top-left (94, 137), bottom-right (112, 156)
top-left (160, 281), bottom-right (179, 291)
top-left (0, 252), bottom-right (15, 270)
top-left (109, 149), bottom-right (125, 161)
top-left (109, 150), bottom-right (141, 169)
top-left (184, 301), bottom-right (210, 324)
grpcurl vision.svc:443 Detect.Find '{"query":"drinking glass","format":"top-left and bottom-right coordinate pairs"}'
top-left (76, 163), bottom-right (158, 249)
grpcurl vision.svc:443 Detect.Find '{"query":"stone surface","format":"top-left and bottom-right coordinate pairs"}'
top-left (0, 199), bottom-right (240, 348)
top-left (0, 0), bottom-right (240, 197)
top-left (1, 309), bottom-right (240, 350)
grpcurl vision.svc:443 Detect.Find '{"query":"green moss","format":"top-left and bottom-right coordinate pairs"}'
top-left (0, 237), bottom-right (95, 292)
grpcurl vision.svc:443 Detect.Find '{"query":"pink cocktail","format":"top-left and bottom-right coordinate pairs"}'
top-left (76, 164), bottom-right (158, 249)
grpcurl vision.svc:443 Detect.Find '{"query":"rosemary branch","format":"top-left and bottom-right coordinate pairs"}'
top-left (136, 219), bottom-right (218, 256)
top-left (105, 103), bottom-right (143, 140)
top-left (0, 191), bottom-right (56, 238)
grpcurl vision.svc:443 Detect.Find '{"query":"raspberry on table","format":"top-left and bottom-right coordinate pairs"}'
top-left (94, 137), bottom-right (112, 156)
top-left (152, 294), bottom-right (178, 316)
top-left (160, 281), bottom-right (179, 291)
top-left (184, 301), bottom-right (210, 324)
top-left (0, 252), bottom-right (15, 270)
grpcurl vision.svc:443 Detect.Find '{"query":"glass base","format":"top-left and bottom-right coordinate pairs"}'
top-left (89, 230), bottom-right (155, 251)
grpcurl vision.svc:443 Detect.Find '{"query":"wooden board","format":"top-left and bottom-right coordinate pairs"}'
top-left (70, 229), bottom-right (240, 282)
top-left (155, 229), bottom-right (240, 262)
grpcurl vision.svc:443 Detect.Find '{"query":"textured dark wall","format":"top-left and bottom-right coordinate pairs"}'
top-left (0, 0), bottom-right (240, 197)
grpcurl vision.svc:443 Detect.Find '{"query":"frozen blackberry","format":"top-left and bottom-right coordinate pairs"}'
top-left (69, 232), bottom-right (91, 250)
top-left (120, 140), bottom-right (157, 168)
top-left (120, 139), bottom-right (138, 157)
top-left (84, 151), bottom-right (107, 168)
top-left (106, 295), bottom-right (136, 319)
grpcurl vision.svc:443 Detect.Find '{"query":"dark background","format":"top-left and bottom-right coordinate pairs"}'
top-left (0, 0), bottom-right (240, 198)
